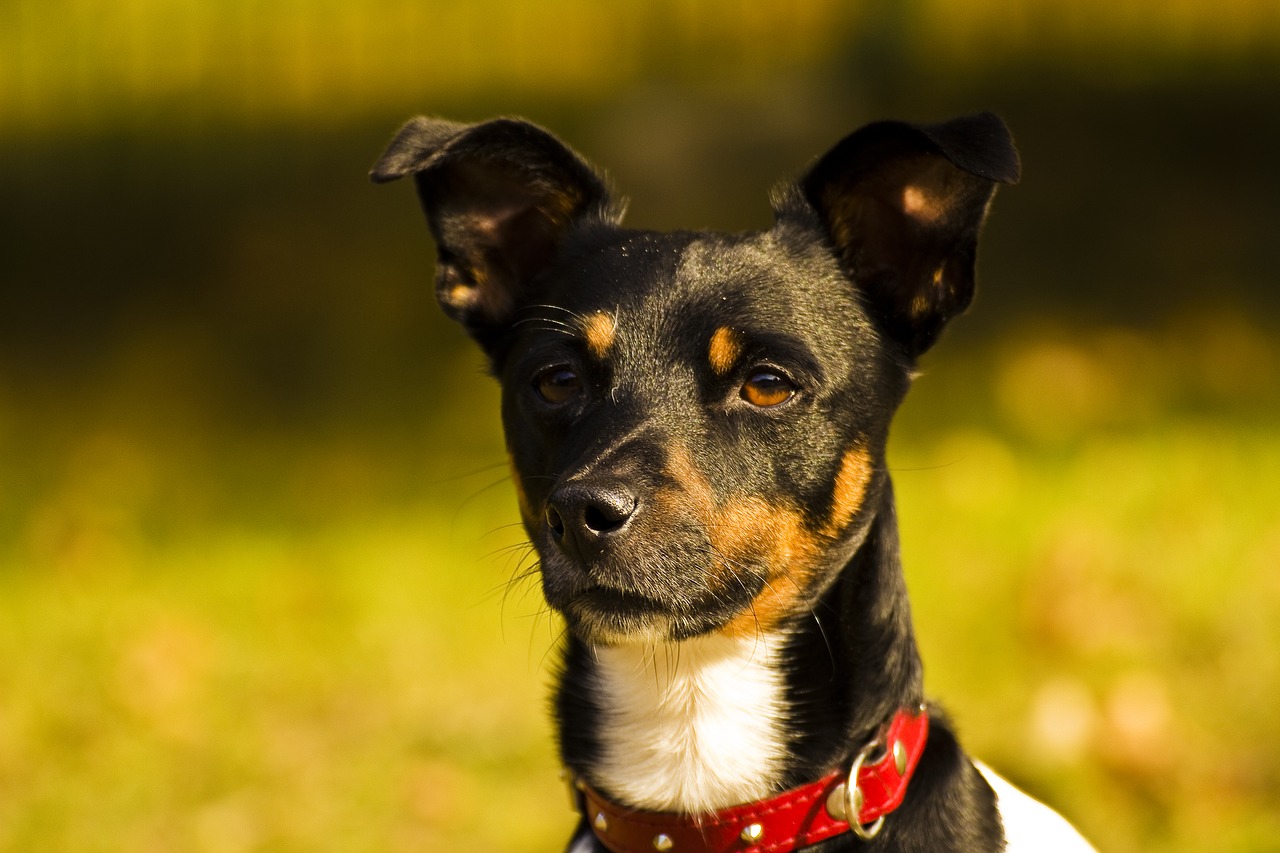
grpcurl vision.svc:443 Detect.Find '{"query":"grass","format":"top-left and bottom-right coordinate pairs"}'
top-left (1, 314), bottom-right (1277, 852)
top-left (0, 501), bottom-right (559, 852)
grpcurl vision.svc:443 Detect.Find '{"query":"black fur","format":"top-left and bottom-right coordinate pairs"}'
top-left (374, 113), bottom-right (1021, 851)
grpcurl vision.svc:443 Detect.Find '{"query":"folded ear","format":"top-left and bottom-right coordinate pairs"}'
top-left (371, 116), bottom-right (618, 346)
top-left (797, 112), bottom-right (1020, 356)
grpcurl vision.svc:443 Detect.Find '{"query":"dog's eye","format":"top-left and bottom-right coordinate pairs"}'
top-left (534, 366), bottom-right (582, 405)
top-left (741, 370), bottom-right (795, 408)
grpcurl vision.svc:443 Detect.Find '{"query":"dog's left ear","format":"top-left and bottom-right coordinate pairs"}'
top-left (796, 112), bottom-right (1020, 356)
top-left (370, 116), bottom-right (617, 349)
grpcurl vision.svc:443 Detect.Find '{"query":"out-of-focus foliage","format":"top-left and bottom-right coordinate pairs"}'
top-left (2, 2), bottom-right (1278, 851)
top-left (3, 0), bottom-right (1278, 133)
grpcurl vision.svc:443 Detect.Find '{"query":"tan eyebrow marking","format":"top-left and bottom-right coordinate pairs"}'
top-left (581, 311), bottom-right (617, 359)
top-left (708, 326), bottom-right (742, 375)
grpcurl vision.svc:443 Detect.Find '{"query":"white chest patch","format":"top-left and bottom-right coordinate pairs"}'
top-left (976, 762), bottom-right (1097, 853)
top-left (590, 633), bottom-right (791, 814)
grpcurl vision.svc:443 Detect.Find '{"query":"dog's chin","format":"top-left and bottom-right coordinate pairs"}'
top-left (563, 600), bottom-right (675, 646)
top-left (553, 585), bottom-right (756, 646)
top-left (538, 546), bottom-right (768, 645)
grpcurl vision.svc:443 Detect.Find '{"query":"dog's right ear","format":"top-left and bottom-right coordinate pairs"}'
top-left (371, 116), bottom-right (617, 347)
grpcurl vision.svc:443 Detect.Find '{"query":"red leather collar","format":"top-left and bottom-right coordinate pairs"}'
top-left (575, 708), bottom-right (929, 853)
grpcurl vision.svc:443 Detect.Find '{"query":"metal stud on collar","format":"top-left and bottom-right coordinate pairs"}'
top-left (652, 833), bottom-right (674, 851)
top-left (893, 738), bottom-right (908, 776)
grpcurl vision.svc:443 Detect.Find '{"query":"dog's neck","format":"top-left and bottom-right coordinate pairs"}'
top-left (588, 632), bottom-right (792, 813)
top-left (557, 486), bottom-right (924, 814)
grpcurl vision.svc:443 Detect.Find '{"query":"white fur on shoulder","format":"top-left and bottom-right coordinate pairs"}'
top-left (976, 762), bottom-right (1097, 853)
top-left (591, 632), bottom-right (791, 814)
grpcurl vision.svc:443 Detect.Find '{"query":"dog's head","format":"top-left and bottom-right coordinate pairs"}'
top-left (373, 115), bottom-right (1018, 644)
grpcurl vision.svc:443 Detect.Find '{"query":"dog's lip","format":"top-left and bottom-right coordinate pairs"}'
top-left (563, 585), bottom-right (678, 643)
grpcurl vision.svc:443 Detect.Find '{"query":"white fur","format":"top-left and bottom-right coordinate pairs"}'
top-left (976, 762), bottom-right (1097, 852)
top-left (591, 632), bottom-right (791, 813)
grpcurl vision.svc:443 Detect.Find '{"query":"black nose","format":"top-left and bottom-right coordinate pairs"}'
top-left (545, 481), bottom-right (638, 562)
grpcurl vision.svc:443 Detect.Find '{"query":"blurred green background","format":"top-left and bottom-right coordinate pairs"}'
top-left (2, 1), bottom-right (1279, 851)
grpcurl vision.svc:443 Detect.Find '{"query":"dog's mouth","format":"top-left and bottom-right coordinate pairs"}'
top-left (548, 566), bottom-right (768, 644)
top-left (564, 586), bottom-right (673, 643)
top-left (574, 586), bottom-right (667, 616)
top-left (526, 471), bottom-right (811, 643)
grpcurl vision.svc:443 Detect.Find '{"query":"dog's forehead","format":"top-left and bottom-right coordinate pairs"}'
top-left (546, 229), bottom-right (867, 366)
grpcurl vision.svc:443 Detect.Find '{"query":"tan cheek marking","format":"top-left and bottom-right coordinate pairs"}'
top-left (661, 445), bottom-right (776, 619)
top-left (581, 311), bottom-right (617, 359)
top-left (661, 442), bottom-right (866, 639)
top-left (710, 497), bottom-right (826, 639)
top-left (825, 445), bottom-right (874, 536)
top-left (708, 327), bottom-right (742, 376)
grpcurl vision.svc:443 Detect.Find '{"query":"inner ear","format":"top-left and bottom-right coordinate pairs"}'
top-left (421, 159), bottom-right (572, 326)
top-left (798, 114), bottom-right (1020, 356)
top-left (371, 117), bottom-right (620, 349)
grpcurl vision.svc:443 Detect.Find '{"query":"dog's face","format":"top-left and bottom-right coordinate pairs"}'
top-left (372, 115), bottom-right (1019, 644)
top-left (495, 228), bottom-right (904, 643)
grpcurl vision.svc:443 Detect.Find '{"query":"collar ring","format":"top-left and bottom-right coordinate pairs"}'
top-left (841, 736), bottom-right (887, 841)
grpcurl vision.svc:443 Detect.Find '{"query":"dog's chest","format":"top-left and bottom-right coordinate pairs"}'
top-left (589, 634), bottom-right (792, 814)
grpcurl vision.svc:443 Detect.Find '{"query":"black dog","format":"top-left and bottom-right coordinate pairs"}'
top-left (373, 114), bottom-right (1095, 852)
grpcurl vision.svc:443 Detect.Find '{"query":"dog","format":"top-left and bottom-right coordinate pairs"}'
top-left (372, 113), bottom-right (1096, 852)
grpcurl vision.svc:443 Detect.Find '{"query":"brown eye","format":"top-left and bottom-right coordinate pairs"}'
top-left (741, 370), bottom-right (795, 408)
top-left (534, 366), bottom-right (581, 405)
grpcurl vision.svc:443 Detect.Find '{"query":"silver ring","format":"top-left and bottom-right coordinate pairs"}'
top-left (843, 737), bottom-right (886, 841)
